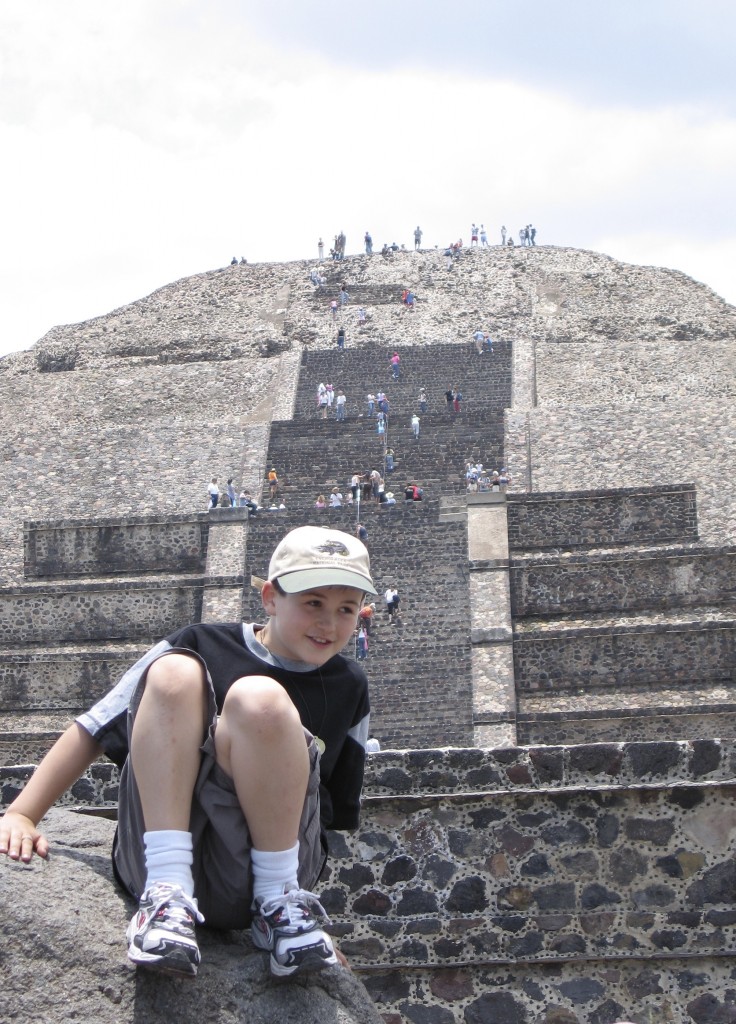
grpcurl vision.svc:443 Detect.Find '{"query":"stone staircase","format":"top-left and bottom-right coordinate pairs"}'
top-left (295, 340), bottom-right (512, 421)
top-left (262, 340), bottom-right (510, 510)
top-left (246, 340), bottom-right (513, 749)
top-left (241, 505), bottom-right (474, 749)
top-left (264, 412), bottom-right (504, 507)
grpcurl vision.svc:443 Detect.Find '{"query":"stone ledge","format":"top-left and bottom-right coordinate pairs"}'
top-left (470, 627), bottom-right (513, 643)
top-left (24, 511), bottom-right (214, 529)
top-left (518, 703), bottom-right (736, 723)
top-left (472, 711), bottom-right (517, 724)
top-left (4, 740), bottom-right (734, 809)
top-left (514, 615), bottom-right (736, 640)
top-left (506, 482), bottom-right (696, 504)
top-left (0, 579), bottom-right (226, 599)
top-left (0, 575), bottom-right (241, 597)
top-left (206, 508), bottom-right (249, 522)
top-left (466, 493), bottom-right (507, 505)
top-left (510, 540), bottom-right (731, 569)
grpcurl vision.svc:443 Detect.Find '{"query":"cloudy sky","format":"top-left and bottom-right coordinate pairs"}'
top-left (1, 0), bottom-right (735, 356)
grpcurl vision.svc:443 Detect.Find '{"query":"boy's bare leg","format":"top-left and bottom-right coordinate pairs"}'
top-left (218, 676), bottom-right (339, 976)
top-left (130, 654), bottom-right (208, 831)
top-left (214, 676), bottom-right (308, 851)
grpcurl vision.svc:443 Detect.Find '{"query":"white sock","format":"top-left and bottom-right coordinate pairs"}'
top-left (251, 842), bottom-right (300, 903)
top-left (143, 830), bottom-right (194, 897)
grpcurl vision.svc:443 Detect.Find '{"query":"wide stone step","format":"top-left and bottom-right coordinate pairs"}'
top-left (519, 682), bottom-right (736, 717)
top-left (0, 711), bottom-right (90, 765)
top-left (308, 282), bottom-right (405, 305)
top-left (510, 544), bottom-right (735, 617)
top-left (517, 689), bottom-right (736, 745)
top-left (0, 641), bottom-right (150, 711)
top-left (506, 483), bottom-right (697, 553)
top-left (24, 513), bottom-right (211, 579)
top-left (513, 607), bottom-right (736, 693)
top-left (0, 574), bottom-right (239, 646)
top-left (513, 604), bottom-right (736, 636)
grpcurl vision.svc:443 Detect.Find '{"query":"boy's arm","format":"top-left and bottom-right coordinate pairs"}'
top-left (0, 722), bottom-right (103, 863)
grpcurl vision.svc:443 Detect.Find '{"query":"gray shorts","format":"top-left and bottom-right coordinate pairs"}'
top-left (112, 652), bottom-right (325, 930)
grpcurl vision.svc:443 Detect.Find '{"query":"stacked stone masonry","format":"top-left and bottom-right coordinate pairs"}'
top-left (24, 513), bottom-right (211, 578)
top-left (506, 485), bottom-right (698, 552)
top-left (3, 740), bottom-right (736, 1023)
top-left (0, 578), bottom-right (207, 645)
top-left (0, 511), bottom-right (247, 764)
top-left (509, 546), bottom-right (736, 618)
top-left (491, 481), bottom-right (735, 750)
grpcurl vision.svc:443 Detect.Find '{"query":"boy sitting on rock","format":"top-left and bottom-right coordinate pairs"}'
top-left (0, 526), bottom-right (377, 980)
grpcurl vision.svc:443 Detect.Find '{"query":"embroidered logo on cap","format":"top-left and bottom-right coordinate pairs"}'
top-left (317, 541), bottom-right (350, 557)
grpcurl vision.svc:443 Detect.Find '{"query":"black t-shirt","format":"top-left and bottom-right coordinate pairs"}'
top-left (77, 622), bottom-right (370, 830)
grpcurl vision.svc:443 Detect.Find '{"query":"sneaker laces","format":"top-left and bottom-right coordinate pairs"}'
top-left (260, 888), bottom-right (332, 928)
top-left (144, 883), bottom-right (205, 925)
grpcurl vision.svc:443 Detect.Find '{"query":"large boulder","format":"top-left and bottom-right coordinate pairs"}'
top-left (0, 808), bottom-right (383, 1024)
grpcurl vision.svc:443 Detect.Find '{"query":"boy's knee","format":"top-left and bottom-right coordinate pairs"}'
top-left (145, 653), bottom-right (206, 702)
top-left (222, 676), bottom-right (299, 731)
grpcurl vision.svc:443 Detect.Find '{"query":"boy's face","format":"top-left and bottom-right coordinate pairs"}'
top-left (261, 583), bottom-right (364, 666)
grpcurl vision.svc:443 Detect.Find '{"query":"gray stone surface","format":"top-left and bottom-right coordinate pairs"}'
top-left (510, 545), bottom-right (735, 619)
top-left (0, 808), bottom-right (383, 1024)
top-left (525, 402), bottom-right (736, 548)
top-left (506, 485), bottom-right (698, 552)
top-left (472, 643), bottom-right (515, 719)
top-left (24, 514), bottom-right (210, 578)
top-left (0, 577), bottom-right (206, 644)
top-left (0, 364), bottom-right (275, 586)
top-left (470, 571), bottom-right (512, 643)
top-left (468, 505), bottom-right (509, 562)
top-left (4, 747), bottom-right (736, 1021)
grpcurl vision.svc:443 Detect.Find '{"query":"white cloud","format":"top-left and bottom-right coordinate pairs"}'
top-left (0, 3), bottom-right (734, 356)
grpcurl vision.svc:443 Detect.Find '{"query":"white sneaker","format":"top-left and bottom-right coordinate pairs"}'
top-left (251, 887), bottom-right (338, 978)
top-left (127, 882), bottom-right (204, 977)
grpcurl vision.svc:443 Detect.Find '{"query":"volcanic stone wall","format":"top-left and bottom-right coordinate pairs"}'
top-left (513, 618), bottom-right (736, 695)
top-left (520, 706), bottom-right (736, 748)
top-left (509, 546), bottom-right (736, 618)
top-left (3, 739), bottom-right (735, 1023)
top-left (523, 402), bottom-right (736, 550)
top-left (505, 483), bottom-right (736, 747)
top-left (24, 513), bottom-right (210, 578)
top-left (0, 577), bottom-right (206, 645)
top-left (0, 509), bottom-right (248, 765)
top-left (506, 484), bottom-right (698, 552)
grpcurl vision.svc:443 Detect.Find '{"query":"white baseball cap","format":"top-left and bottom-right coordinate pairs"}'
top-left (268, 526), bottom-right (377, 595)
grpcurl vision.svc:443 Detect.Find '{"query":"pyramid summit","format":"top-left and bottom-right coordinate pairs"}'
top-left (0, 244), bottom-right (733, 582)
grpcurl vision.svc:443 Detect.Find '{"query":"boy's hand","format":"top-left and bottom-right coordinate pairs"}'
top-left (333, 942), bottom-right (351, 971)
top-left (0, 811), bottom-right (49, 862)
